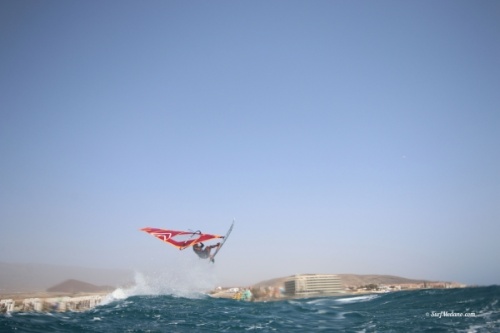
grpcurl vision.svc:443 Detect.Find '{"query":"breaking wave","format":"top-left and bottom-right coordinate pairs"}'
top-left (102, 257), bottom-right (217, 304)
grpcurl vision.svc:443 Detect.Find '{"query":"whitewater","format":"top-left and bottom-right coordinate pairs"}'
top-left (1, 266), bottom-right (499, 332)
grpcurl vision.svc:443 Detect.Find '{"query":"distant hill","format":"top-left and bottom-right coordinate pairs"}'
top-left (252, 274), bottom-right (452, 289)
top-left (338, 274), bottom-right (440, 287)
top-left (47, 279), bottom-right (114, 293)
top-left (0, 262), bottom-right (133, 293)
top-left (252, 276), bottom-right (288, 288)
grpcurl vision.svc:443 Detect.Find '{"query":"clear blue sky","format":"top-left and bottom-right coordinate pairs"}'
top-left (1, 0), bottom-right (499, 286)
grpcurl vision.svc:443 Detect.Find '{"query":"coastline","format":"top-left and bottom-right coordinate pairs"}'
top-left (0, 291), bottom-right (109, 313)
top-left (0, 273), bottom-right (468, 311)
top-left (210, 273), bottom-right (467, 302)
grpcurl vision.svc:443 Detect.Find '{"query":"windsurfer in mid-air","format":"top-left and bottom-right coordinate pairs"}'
top-left (141, 222), bottom-right (233, 263)
top-left (193, 242), bottom-right (221, 261)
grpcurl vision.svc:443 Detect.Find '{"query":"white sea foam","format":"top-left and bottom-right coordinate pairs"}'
top-left (102, 257), bottom-right (217, 304)
top-left (306, 298), bottom-right (331, 306)
top-left (462, 324), bottom-right (488, 333)
top-left (335, 294), bottom-right (379, 304)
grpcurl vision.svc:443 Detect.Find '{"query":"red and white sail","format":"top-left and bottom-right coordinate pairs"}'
top-left (141, 227), bottom-right (223, 250)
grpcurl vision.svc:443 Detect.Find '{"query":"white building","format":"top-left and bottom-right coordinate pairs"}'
top-left (284, 274), bottom-right (344, 297)
top-left (0, 299), bottom-right (15, 312)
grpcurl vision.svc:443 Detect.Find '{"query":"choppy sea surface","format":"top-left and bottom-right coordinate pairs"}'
top-left (2, 283), bottom-right (499, 333)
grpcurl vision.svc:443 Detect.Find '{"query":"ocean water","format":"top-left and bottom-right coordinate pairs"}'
top-left (2, 284), bottom-right (499, 332)
top-left (2, 264), bottom-right (499, 333)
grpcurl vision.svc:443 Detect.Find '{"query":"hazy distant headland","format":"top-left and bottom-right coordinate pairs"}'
top-left (0, 262), bottom-right (134, 293)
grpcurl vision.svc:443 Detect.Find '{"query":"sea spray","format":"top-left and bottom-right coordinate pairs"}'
top-left (103, 256), bottom-right (218, 304)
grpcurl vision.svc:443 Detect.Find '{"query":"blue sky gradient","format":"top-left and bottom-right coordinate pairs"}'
top-left (1, 1), bottom-right (499, 286)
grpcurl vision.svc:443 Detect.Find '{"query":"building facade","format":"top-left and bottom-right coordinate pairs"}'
top-left (284, 274), bottom-right (344, 297)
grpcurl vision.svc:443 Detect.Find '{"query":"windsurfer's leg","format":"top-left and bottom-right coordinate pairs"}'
top-left (208, 243), bottom-right (221, 260)
top-left (202, 244), bottom-right (220, 261)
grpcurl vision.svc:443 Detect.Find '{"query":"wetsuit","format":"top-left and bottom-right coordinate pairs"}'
top-left (193, 244), bottom-right (210, 259)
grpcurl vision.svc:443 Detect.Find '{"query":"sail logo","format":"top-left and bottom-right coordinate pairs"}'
top-left (153, 232), bottom-right (172, 241)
